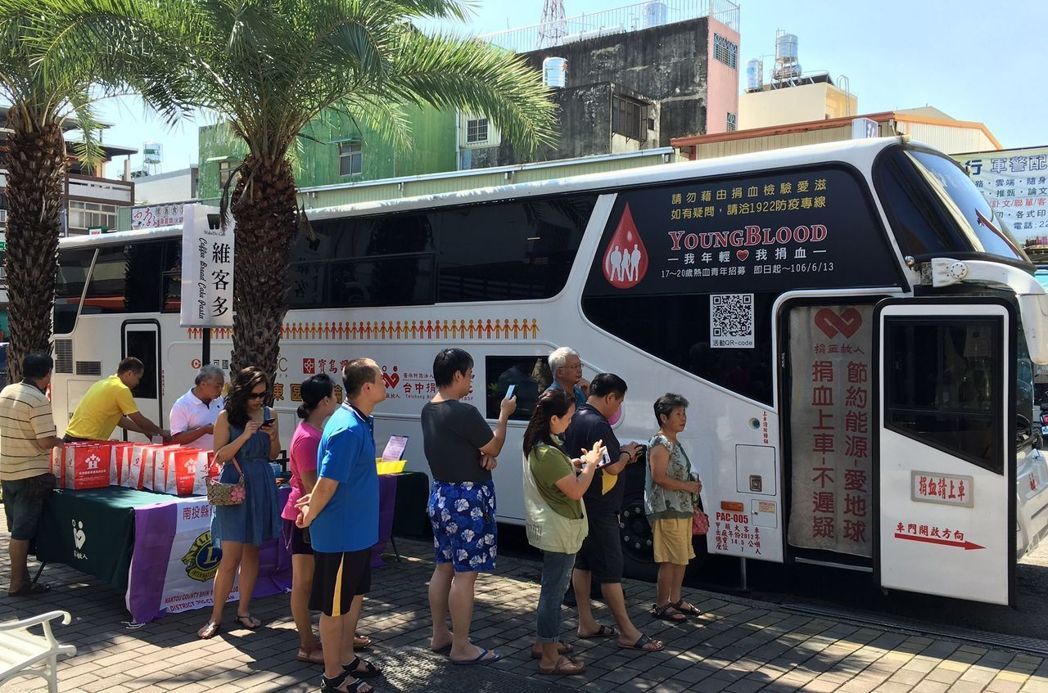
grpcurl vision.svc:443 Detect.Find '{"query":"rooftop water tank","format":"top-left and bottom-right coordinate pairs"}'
top-left (542, 57), bottom-right (567, 88)
top-left (773, 31), bottom-right (801, 80)
top-left (775, 32), bottom-right (798, 62)
top-left (642, 1), bottom-right (669, 28)
top-left (746, 59), bottom-right (763, 92)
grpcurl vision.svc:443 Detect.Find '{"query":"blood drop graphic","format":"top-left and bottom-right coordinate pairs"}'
top-left (602, 203), bottom-right (649, 289)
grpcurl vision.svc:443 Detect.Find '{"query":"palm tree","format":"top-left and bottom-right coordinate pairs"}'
top-left (45, 0), bottom-right (557, 382)
top-left (0, 2), bottom-right (101, 381)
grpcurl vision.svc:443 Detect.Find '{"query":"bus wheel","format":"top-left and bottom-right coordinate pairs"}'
top-left (619, 499), bottom-right (657, 582)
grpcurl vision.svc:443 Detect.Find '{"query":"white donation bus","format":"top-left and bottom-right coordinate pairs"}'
top-left (50, 137), bottom-right (1048, 605)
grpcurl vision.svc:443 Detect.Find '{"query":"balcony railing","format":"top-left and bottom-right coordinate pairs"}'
top-left (480, 0), bottom-right (739, 54)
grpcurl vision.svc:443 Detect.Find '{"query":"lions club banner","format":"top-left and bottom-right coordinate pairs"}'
top-left (126, 493), bottom-right (291, 623)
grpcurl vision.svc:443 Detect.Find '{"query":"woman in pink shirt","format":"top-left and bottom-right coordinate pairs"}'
top-left (281, 374), bottom-right (367, 663)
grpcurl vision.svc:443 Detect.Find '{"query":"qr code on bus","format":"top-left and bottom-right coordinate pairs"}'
top-left (711, 294), bottom-right (755, 348)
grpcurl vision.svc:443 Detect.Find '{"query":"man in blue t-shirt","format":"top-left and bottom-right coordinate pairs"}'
top-left (296, 358), bottom-right (386, 692)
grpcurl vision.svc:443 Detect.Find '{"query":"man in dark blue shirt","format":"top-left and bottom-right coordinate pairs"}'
top-left (565, 373), bottom-right (663, 653)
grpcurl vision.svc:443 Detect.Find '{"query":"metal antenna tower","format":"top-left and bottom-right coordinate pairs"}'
top-left (537, 0), bottom-right (567, 48)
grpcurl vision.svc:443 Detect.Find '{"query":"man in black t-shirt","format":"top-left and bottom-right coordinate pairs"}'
top-left (565, 373), bottom-right (663, 652)
top-left (422, 348), bottom-right (516, 665)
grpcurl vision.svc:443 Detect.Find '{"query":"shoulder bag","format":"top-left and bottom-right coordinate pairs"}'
top-left (206, 458), bottom-right (246, 506)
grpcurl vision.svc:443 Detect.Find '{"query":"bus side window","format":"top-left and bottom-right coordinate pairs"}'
top-left (55, 248), bottom-right (95, 334)
top-left (485, 356), bottom-right (545, 422)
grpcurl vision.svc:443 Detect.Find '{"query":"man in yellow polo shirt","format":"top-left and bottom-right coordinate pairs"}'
top-left (64, 357), bottom-right (170, 442)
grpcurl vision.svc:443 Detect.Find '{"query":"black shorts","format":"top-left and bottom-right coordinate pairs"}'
top-left (310, 549), bottom-right (372, 616)
top-left (282, 519), bottom-right (313, 556)
top-left (574, 507), bottom-right (624, 584)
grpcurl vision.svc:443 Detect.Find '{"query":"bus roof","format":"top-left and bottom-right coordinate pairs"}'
top-left (60, 136), bottom-right (908, 249)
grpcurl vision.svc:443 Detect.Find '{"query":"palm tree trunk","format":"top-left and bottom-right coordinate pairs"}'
top-left (2, 109), bottom-right (66, 382)
top-left (229, 155), bottom-right (296, 386)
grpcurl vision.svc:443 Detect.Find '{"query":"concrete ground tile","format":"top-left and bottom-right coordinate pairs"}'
top-left (60, 671), bottom-right (102, 689)
top-left (949, 682), bottom-right (989, 693)
top-left (1020, 681), bottom-right (1048, 693)
top-left (872, 685), bottom-right (911, 693)
top-left (723, 678), bottom-right (767, 693)
top-left (911, 680), bottom-right (951, 693)
top-left (986, 681), bottom-right (1024, 693)
top-left (926, 668), bottom-right (965, 684)
top-left (891, 669), bottom-right (931, 685)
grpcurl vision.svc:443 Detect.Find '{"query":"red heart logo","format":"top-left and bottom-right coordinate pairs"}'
top-left (736, 249), bottom-right (749, 261)
top-left (386, 373), bottom-right (400, 388)
top-left (814, 308), bottom-right (863, 339)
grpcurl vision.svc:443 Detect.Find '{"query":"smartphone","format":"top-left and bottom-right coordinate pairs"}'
top-left (597, 448), bottom-right (613, 468)
top-left (506, 384), bottom-right (517, 399)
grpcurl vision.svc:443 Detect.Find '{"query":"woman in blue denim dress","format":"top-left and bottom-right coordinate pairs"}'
top-left (198, 367), bottom-right (281, 639)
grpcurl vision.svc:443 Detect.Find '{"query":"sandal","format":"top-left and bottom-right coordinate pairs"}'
top-left (321, 672), bottom-right (373, 693)
top-left (651, 603), bottom-right (688, 623)
top-left (353, 633), bottom-right (372, 650)
top-left (538, 656), bottom-right (585, 676)
top-left (670, 599), bottom-right (702, 617)
top-left (430, 641), bottom-right (452, 654)
top-left (197, 621), bottom-right (221, 640)
top-left (296, 643), bottom-right (324, 664)
top-left (619, 633), bottom-right (664, 652)
top-left (577, 624), bottom-right (617, 639)
top-left (7, 582), bottom-right (51, 597)
top-left (234, 613), bottom-right (262, 630)
top-left (343, 656), bottom-right (382, 678)
top-left (451, 647), bottom-right (501, 665)
top-left (530, 642), bottom-right (575, 659)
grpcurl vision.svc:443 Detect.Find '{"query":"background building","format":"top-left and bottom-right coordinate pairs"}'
top-left (194, 0), bottom-right (740, 197)
top-left (466, 0), bottom-right (740, 168)
top-left (673, 109), bottom-right (1000, 161)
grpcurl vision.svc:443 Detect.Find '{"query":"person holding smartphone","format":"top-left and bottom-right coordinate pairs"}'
top-left (198, 367), bottom-right (281, 639)
top-left (565, 373), bottom-right (663, 653)
top-left (422, 348), bottom-right (516, 665)
top-left (522, 389), bottom-right (605, 675)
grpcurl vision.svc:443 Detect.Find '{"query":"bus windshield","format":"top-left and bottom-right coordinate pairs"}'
top-left (908, 151), bottom-right (1026, 261)
top-left (875, 146), bottom-right (1031, 266)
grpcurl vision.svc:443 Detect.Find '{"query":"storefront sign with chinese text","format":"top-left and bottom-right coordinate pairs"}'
top-left (179, 204), bottom-right (234, 328)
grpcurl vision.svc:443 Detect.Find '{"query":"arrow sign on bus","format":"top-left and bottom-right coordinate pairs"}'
top-left (894, 532), bottom-right (984, 551)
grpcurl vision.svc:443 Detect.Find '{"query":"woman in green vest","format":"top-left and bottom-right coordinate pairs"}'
top-left (522, 388), bottom-right (605, 675)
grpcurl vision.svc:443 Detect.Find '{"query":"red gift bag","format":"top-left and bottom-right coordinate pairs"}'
top-left (109, 442), bottom-right (136, 486)
top-left (165, 448), bottom-right (208, 496)
top-left (60, 443), bottom-right (113, 490)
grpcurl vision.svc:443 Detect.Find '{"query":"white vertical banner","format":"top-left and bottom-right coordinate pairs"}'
top-left (179, 204), bottom-right (234, 328)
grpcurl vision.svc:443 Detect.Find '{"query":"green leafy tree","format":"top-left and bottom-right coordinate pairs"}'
top-left (0, 1), bottom-right (101, 380)
top-left (46, 0), bottom-right (557, 382)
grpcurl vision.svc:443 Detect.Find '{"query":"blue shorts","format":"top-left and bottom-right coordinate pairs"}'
top-left (428, 480), bottom-right (497, 573)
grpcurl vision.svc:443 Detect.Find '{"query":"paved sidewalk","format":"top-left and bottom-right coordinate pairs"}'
top-left (2, 523), bottom-right (1048, 693)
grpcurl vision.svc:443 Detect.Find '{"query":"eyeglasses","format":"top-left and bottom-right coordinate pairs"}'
top-left (248, 391), bottom-right (267, 400)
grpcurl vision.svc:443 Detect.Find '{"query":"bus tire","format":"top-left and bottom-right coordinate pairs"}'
top-left (619, 498), bottom-right (658, 582)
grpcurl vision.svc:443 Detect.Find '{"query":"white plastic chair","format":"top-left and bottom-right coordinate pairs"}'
top-left (0, 610), bottom-right (77, 693)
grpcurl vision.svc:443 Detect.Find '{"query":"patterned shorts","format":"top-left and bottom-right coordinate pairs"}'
top-left (428, 480), bottom-right (497, 573)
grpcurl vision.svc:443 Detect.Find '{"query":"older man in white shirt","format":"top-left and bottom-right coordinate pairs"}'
top-left (169, 365), bottom-right (225, 450)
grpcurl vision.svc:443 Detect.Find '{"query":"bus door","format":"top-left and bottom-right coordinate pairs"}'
top-left (122, 320), bottom-right (163, 441)
top-left (876, 299), bottom-right (1015, 605)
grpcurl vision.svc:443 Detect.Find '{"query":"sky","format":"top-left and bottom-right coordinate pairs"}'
top-left (96, 0), bottom-right (1048, 176)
